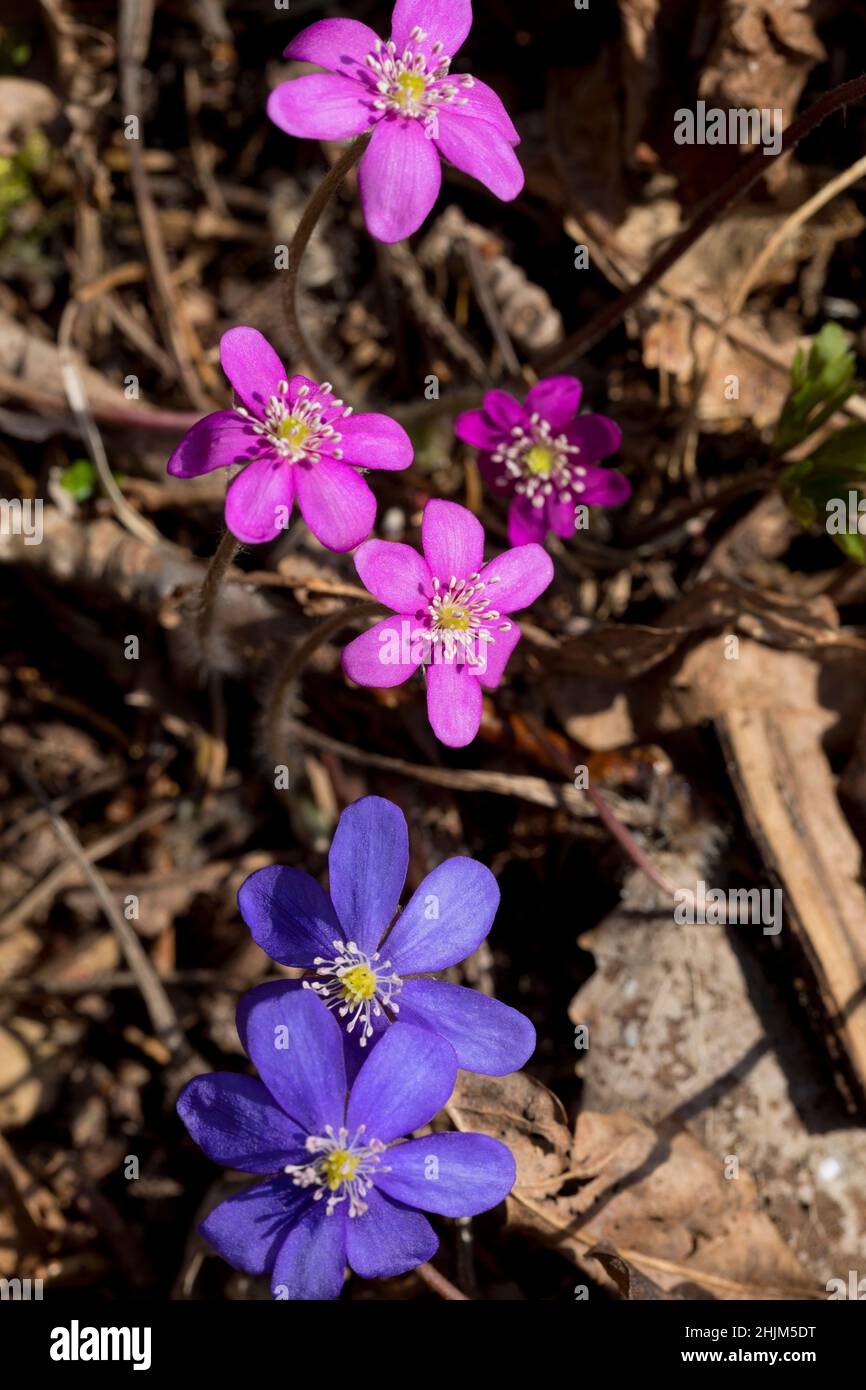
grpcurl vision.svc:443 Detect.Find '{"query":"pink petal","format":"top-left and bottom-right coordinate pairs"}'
top-left (342, 615), bottom-right (423, 688)
top-left (337, 413), bottom-right (413, 471)
top-left (267, 74), bottom-right (373, 141)
top-left (477, 451), bottom-right (514, 497)
top-left (295, 456), bottom-right (376, 552)
top-left (434, 111), bottom-right (524, 201)
top-left (421, 499), bottom-right (485, 581)
top-left (220, 327), bottom-right (288, 419)
top-left (479, 543), bottom-right (553, 613)
top-left (526, 376), bottom-right (583, 430)
top-left (565, 413), bottom-right (623, 462)
top-left (477, 621), bottom-right (521, 690)
top-left (454, 408), bottom-right (505, 451)
top-left (390, 0), bottom-right (473, 57)
top-left (507, 495), bottom-right (546, 546)
top-left (425, 660), bottom-right (483, 747)
top-left (284, 18), bottom-right (381, 79)
top-left (579, 466), bottom-right (632, 507)
top-left (358, 117), bottom-right (442, 243)
top-left (546, 495), bottom-right (579, 538)
top-left (482, 390), bottom-right (527, 433)
top-left (354, 539), bottom-right (432, 613)
top-left (444, 77), bottom-right (519, 143)
top-left (225, 457), bottom-right (295, 545)
top-left (167, 411), bottom-right (258, 478)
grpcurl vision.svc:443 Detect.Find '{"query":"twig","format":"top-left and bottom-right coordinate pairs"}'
top-left (584, 784), bottom-right (678, 900)
top-left (415, 1261), bottom-right (470, 1301)
top-left (197, 528), bottom-right (241, 657)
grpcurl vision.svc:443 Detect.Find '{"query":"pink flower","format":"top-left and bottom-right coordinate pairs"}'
top-left (342, 499), bottom-right (553, 748)
top-left (167, 327), bottom-right (412, 550)
top-left (455, 377), bottom-right (629, 547)
top-left (268, 1), bottom-right (523, 243)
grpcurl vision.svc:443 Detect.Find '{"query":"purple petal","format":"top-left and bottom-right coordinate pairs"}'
top-left (358, 117), bottom-right (442, 244)
top-left (328, 796), bottom-right (408, 955)
top-left (267, 74), bottom-right (373, 141)
top-left (238, 985), bottom-right (346, 1135)
top-left (483, 390), bottom-right (527, 433)
top-left (434, 111), bottom-right (524, 201)
top-left (425, 659), bottom-right (483, 748)
top-left (271, 1201), bottom-right (346, 1300)
top-left (478, 543), bottom-right (553, 612)
top-left (354, 539), bottom-right (431, 613)
top-left (477, 451), bottom-right (514, 497)
top-left (284, 18), bottom-right (380, 79)
top-left (477, 619), bottom-right (521, 689)
top-left (378, 1132), bottom-right (516, 1215)
top-left (220, 327), bottom-right (288, 419)
top-left (565, 412), bottom-right (623, 462)
top-left (166, 411), bottom-right (257, 478)
top-left (238, 865), bottom-right (342, 967)
top-left (347, 1022), bottom-right (457, 1142)
top-left (397, 979), bottom-right (536, 1076)
top-left (546, 496), bottom-right (579, 539)
top-left (343, 1007), bottom-right (389, 1086)
top-left (342, 616), bottom-right (424, 688)
top-left (579, 465), bottom-right (632, 507)
top-left (454, 408), bottom-right (505, 451)
top-left (177, 1073), bottom-right (308, 1174)
top-left (225, 456), bottom-right (295, 545)
top-left (391, 0), bottom-right (473, 57)
top-left (455, 78), bottom-right (519, 143)
top-left (384, 857), bottom-right (499, 974)
top-left (525, 376), bottom-right (582, 430)
top-left (337, 413), bottom-right (413, 471)
top-left (345, 1188), bottom-right (437, 1279)
top-left (507, 495), bottom-right (546, 545)
top-left (295, 456), bottom-right (376, 552)
top-left (421, 498), bottom-right (485, 580)
top-left (199, 1177), bottom-right (307, 1275)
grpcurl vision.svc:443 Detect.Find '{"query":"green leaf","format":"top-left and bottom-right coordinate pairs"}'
top-left (774, 323), bottom-right (860, 456)
top-left (779, 425), bottom-right (866, 564)
top-left (60, 458), bottom-right (98, 502)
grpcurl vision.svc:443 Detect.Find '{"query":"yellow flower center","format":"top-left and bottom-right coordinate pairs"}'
top-left (394, 70), bottom-right (428, 107)
top-left (436, 603), bottom-right (471, 631)
top-left (525, 445), bottom-right (553, 476)
top-left (277, 415), bottom-right (312, 447)
top-left (322, 1148), bottom-right (361, 1192)
top-left (340, 964), bottom-right (377, 1003)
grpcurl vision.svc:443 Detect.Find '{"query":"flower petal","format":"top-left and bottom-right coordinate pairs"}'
top-left (358, 116), bottom-right (442, 244)
top-left (476, 620), bottom-right (521, 690)
top-left (166, 411), bottom-right (259, 479)
top-left (341, 616), bottom-right (424, 688)
top-left (454, 407), bottom-right (505, 451)
top-left (219, 327), bottom-right (288, 419)
top-left (391, 0), bottom-right (473, 57)
top-left (238, 985), bottom-right (346, 1135)
top-left (347, 1022), bottom-right (457, 1142)
top-left (425, 658), bottom-right (483, 748)
top-left (421, 498), bottom-right (485, 580)
top-left (294, 456), bottom-right (376, 552)
top-left (224, 456), bottom-right (295, 545)
top-left (284, 17), bottom-right (380, 79)
top-left (342, 1007), bottom-right (389, 1086)
top-left (482, 390), bottom-right (527, 434)
top-left (271, 1200), bottom-right (346, 1300)
top-left (455, 78), bottom-right (519, 143)
top-left (565, 412), bottom-right (623, 462)
top-left (384, 857), bottom-right (499, 974)
top-left (396, 979), bottom-right (536, 1076)
top-left (507, 495), bottom-right (546, 545)
top-left (337, 413), bottom-right (413, 471)
top-left (267, 74), bottom-right (373, 141)
top-left (345, 1188), bottom-right (437, 1278)
top-left (378, 1132), bottom-right (516, 1214)
top-left (238, 865), bottom-right (342, 967)
top-left (578, 465), bottom-right (632, 506)
top-left (177, 1073), bottom-right (308, 1173)
top-left (354, 539), bottom-right (431, 613)
top-left (328, 796), bottom-right (408, 955)
top-left (526, 375), bottom-right (583, 430)
top-left (199, 1177), bottom-right (306, 1275)
top-left (478, 543), bottom-right (553, 612)
top-left (434, 111), bottom-right (524, 201)
top-left (477, 451), bottom-right (514, 497)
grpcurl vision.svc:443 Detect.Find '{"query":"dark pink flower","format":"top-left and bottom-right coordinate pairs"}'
top-left (167, 327), bottom-right (412, 551)
top-left (342, 499), bottom-right (553, 748)
top-left (455, 377), bottom-right (629, 546)
top-left (268, 1), bottom-right (523, 243)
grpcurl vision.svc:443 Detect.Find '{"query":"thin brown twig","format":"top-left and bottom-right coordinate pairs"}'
top-left (415, 1261), bottom-right (470, 1301)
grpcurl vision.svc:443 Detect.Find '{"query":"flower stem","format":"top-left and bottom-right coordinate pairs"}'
top-left (265, 599), bottom-right (383, 757)
top-left (283, 132), bottom-right (372, 382)
top-left (197, 528), bottom-right (240, 656)
top-left (584, 783), bottom-right (679, 901)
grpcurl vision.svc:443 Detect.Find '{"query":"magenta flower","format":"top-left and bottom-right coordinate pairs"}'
top-left (267, 1), bottom-right (523, 243)
top-left (342, 499), bottom-right (553, 748)
top-left (167, 327), bottom-right (412, 550)
top-left (455, 377), bottom-right (629, 547)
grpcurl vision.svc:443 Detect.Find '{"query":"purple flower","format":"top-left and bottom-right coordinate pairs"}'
top-left (239, 795), bottom-right (535, 1079)
top-left (167, 326), bottom-right (412, 550)
top-left (268, 1), bottom-right (523, 243)
top-left (177, 990), bottom-right (515, 1298)
top-left (455, 377), bottom-right (629, 547)
top-left (341, 499), bottom-right (553, 747)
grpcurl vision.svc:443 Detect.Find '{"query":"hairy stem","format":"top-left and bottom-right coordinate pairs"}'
top-left (197, 528), bottom-right (240, 656)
